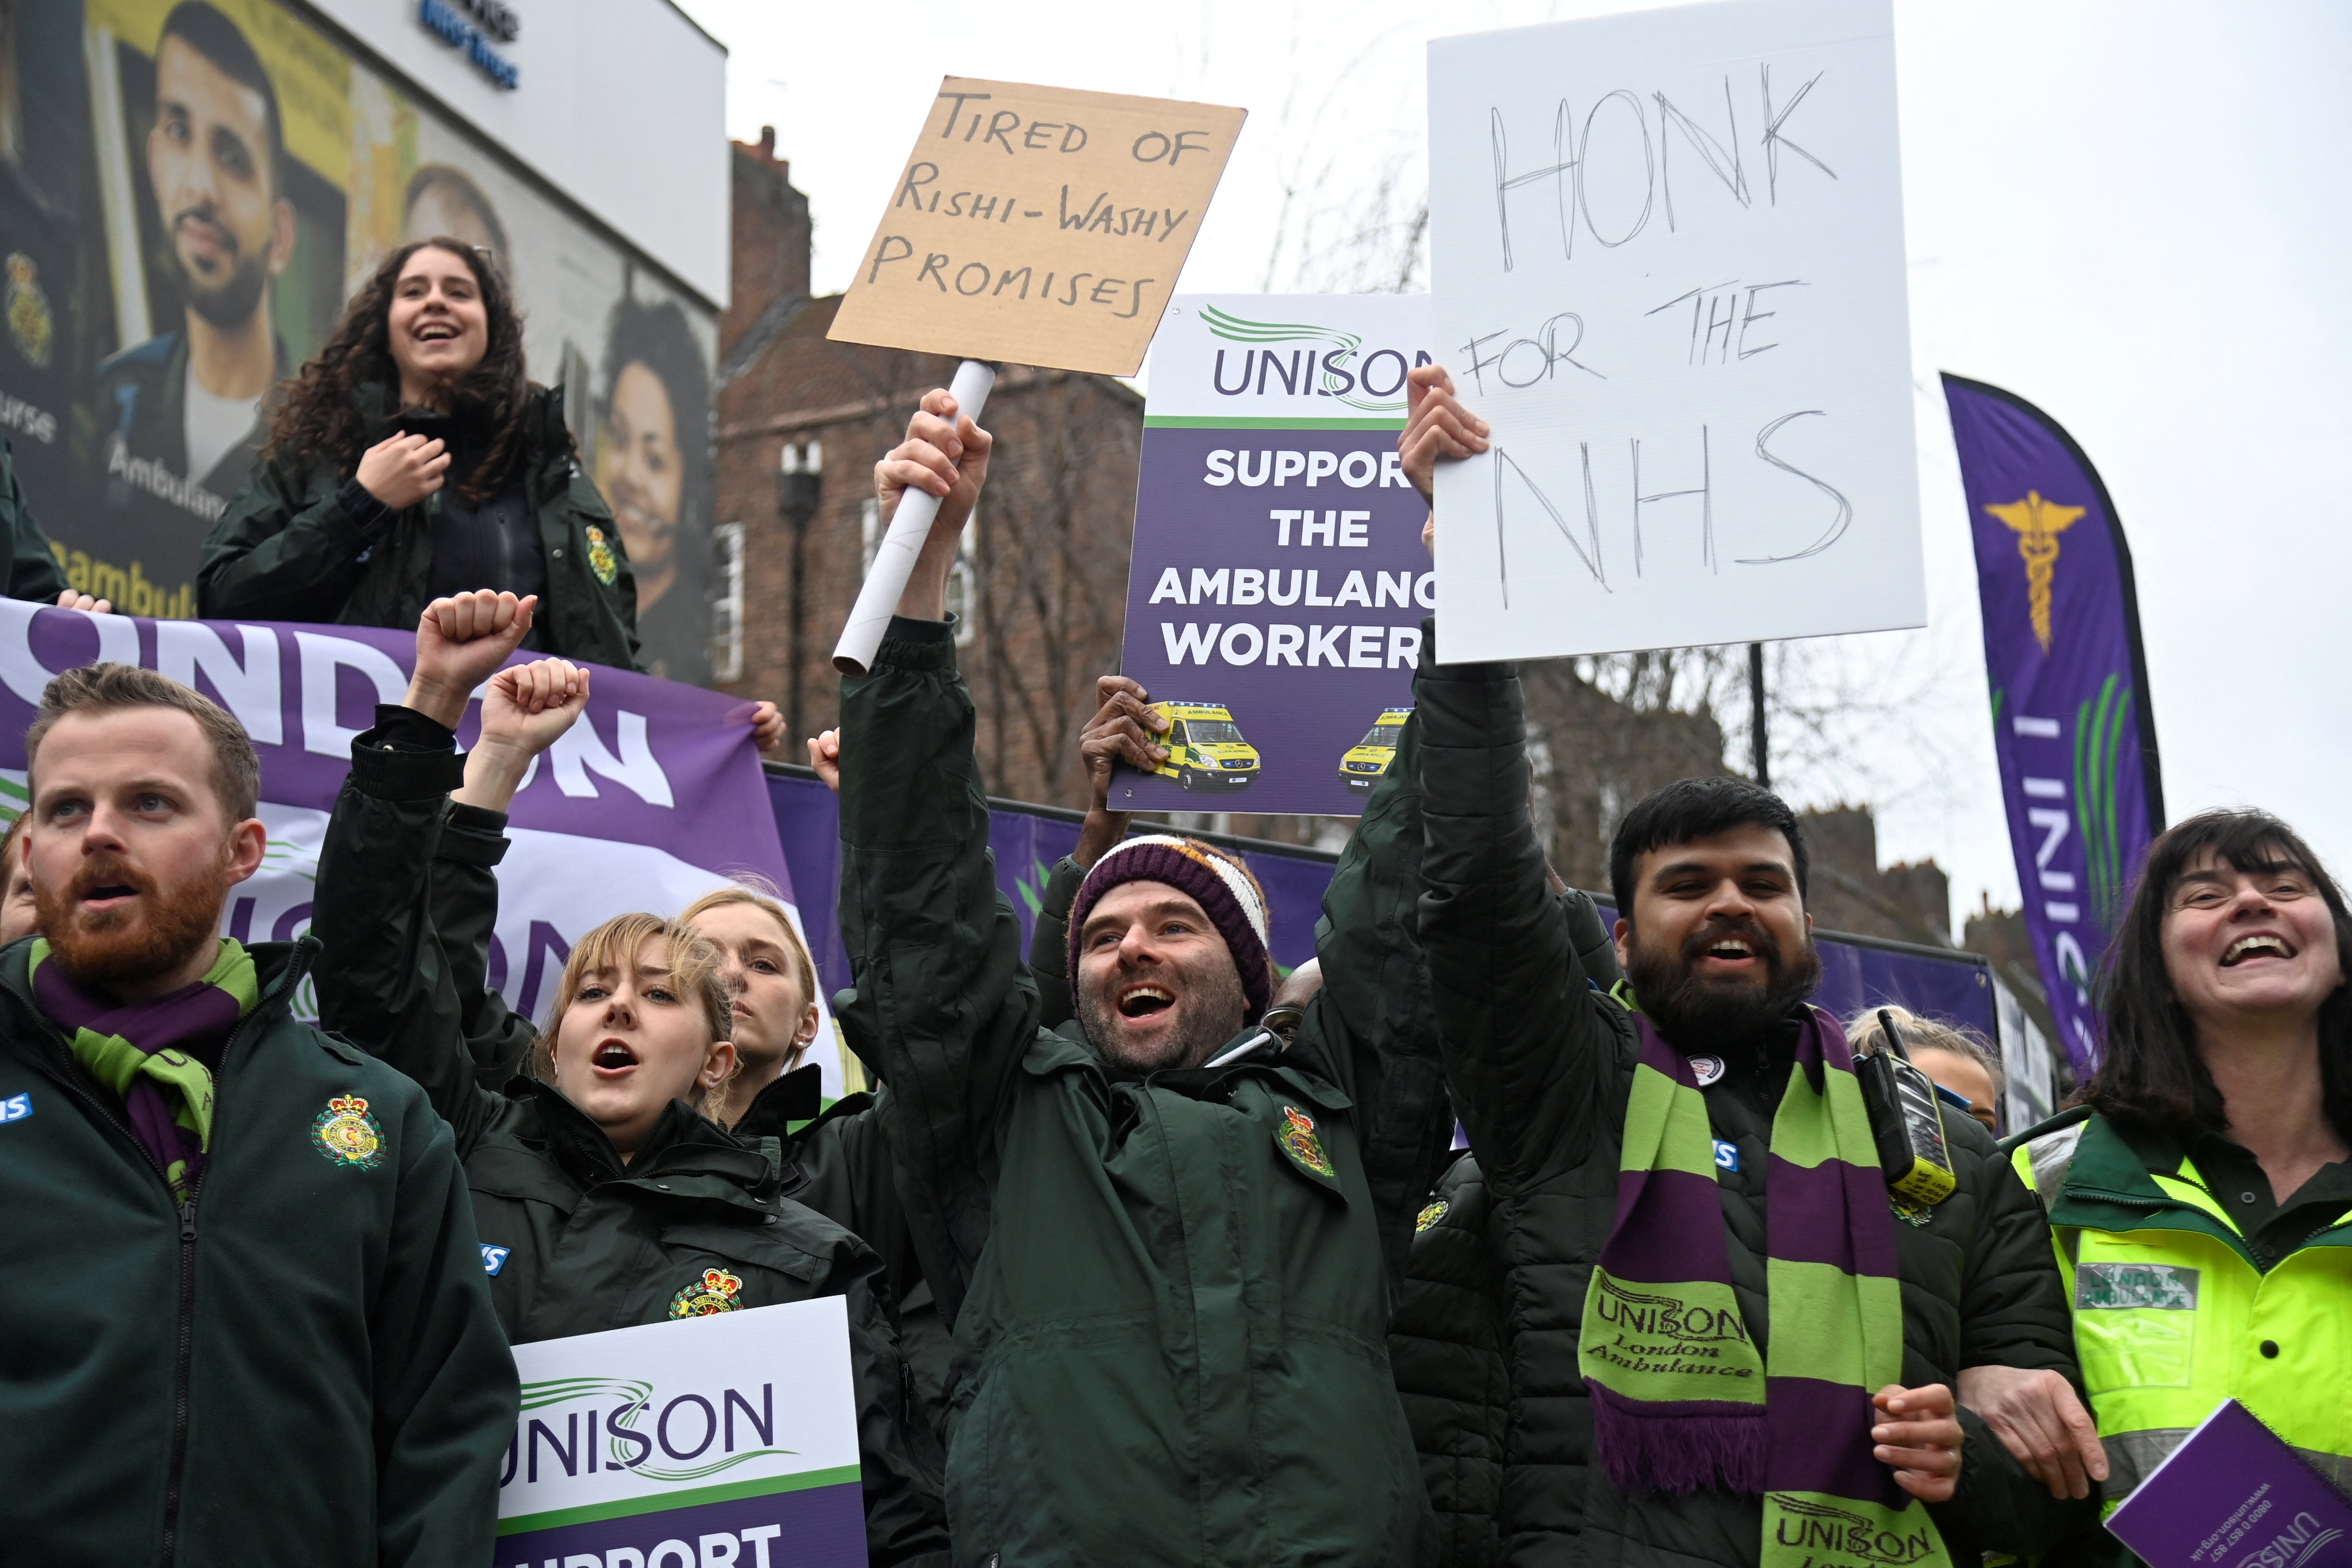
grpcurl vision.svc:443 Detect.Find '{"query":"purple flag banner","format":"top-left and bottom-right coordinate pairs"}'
top-left (1941, 375), bottom-right (2164, 1078)
top-left (0, 602), bottom-right (853, 1094)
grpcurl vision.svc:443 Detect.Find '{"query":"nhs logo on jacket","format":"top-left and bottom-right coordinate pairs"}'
top-left (496, 1299), bottom-right (866, 1565)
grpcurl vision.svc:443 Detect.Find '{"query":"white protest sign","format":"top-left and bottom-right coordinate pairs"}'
top-left (497, 1298), bottom-right (866, 1565)
top-left (1426, 0), bottom-right (1922, 662)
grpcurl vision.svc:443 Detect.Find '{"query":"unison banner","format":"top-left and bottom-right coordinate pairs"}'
top-left (498, 1299), bottom-right (866, 1565)
top-left (1942, 375), bottom-right (2163, 1077)
top-left (0, 602), bottom-right (849, 1093)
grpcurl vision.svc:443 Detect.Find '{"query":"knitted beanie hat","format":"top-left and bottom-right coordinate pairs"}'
top-left (1065, 834), bottom-right (1274, 1021)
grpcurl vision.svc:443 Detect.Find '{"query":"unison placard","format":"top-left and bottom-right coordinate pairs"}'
top-left (1113, 295), bottom-right (1432, 817)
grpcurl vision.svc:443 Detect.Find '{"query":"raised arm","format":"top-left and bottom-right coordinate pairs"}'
top-left (1027, 674), bottom-right (1166, 1029)
top-left (312, 592), bottom-right (553, 1151)
top-left (836, 391), bottom-right (1031, 1331)
top-left (1298, 696), bottom-right (1455, 1294)
top-left (1410, 371), bottom-right (1628, 1191)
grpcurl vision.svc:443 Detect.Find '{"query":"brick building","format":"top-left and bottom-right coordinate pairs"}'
top-left (713, 131), bottom-right (1143, 807)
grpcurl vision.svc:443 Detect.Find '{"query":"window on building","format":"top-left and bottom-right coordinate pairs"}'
top-left (945, 505), bottom-right (979, 647)
top-left (860, 498), bottom-right (881, 574)
top-left (710, 522), bottom-right (746, 683)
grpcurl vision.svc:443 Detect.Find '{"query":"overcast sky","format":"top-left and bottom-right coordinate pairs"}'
top-left (678, 0), bottom-right (2352, 931)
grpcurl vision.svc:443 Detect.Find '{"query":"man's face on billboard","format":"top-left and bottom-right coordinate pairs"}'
top-left (147, 33), bottom-right (294, 332)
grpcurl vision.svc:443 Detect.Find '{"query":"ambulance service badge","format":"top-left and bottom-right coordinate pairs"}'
top-left (312, 1094), bottom-right (385, 1171)
top-left (670, 1267), bottom-right (745, 1318)
top-left (1277, 1105), bottom-right (1337, 1180)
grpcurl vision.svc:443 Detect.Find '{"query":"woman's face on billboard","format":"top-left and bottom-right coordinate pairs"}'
top-left (599, 362), bottom-right (683, 596)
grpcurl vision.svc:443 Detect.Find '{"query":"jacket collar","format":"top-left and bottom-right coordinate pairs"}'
top-left (352, 379), bottom-right (568, 469)
top-left (1028, 1017), bottom-right (1352, 1110)
top-left (523, 1081), bottom-right (781, 1215)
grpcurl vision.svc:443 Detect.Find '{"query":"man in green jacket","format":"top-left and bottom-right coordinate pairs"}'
top-left (840, 390), bottom-right (1451, 1566)
top-left (0, 659), bottom-right (515, 1565)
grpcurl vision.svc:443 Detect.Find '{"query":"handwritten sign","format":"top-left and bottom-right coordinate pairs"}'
top-left (1426, 0), bottom-right (1922, 662)
top-left (828, 78), bottom-right (1246, 376)
top-left (1114, 295), bottom-right (1432, 816)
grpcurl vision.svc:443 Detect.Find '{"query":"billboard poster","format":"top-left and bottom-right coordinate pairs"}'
top-left (0, 0), bottom-right (718, 681)
top-left (498, 1299), bottom-right (867, 1567)
top-left (1112, 294), bottom-right (1432, 817)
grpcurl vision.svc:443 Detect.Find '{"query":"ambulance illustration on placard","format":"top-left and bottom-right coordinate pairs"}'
top-left (1148, 702), bottom-right (1261, 792)
top-left (1339, 708), bottom-right (1413, 793)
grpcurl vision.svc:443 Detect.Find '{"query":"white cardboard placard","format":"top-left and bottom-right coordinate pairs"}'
top-left (1426, 0), bottom-right (1922, 661)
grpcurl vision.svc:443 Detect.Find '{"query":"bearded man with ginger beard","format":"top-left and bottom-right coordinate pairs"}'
top-left (0, 662), bottom-right (514, 1565)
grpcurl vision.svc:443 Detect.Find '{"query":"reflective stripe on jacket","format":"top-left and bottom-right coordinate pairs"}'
top-left (2012, 1108), bottom-right (2352, 1503)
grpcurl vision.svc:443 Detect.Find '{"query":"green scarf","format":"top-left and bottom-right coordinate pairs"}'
top-left (32, 938), bottom-right (258, 1202)
top-left (1577, 1001), bottom-right (1951, 1566)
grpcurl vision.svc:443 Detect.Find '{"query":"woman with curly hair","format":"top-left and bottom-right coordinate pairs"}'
top-left (194, 237), bottom-right (641, 668)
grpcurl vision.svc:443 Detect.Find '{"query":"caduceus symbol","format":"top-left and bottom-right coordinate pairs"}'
top-left (1984, 492), bottom-right (2086, 653)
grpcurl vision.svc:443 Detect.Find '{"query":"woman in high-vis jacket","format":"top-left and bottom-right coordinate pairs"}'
top-left (2009, 808), bottom-right (2352, 1550)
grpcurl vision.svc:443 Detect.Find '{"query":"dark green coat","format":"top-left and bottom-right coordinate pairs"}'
top-left (1388, 888), bottom-right (1625, 1568)
top-left (0, 935), bottom-right (517, 1566)
top-left (198, 382), bottom-right (641, 670)
top-left (310, 723), bottom-right (950, 1566)
top-left (0, 434), bottom-right (71, 602)
top-left (837, 616), bottom-right (1452, 1567)
top-left (1414, 642), bottom-right (2102, 1566)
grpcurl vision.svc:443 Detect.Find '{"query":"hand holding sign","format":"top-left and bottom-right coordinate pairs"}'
top-left (828, 78), bottom-right (1244, 672)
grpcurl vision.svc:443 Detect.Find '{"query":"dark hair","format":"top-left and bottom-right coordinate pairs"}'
top-left (25, 662), bottom-right (261, 823)
top-left (403, 164), bottom-right (511, 262)
top-left (599, 295), bottom-right (712, 536)
top-left (157, 2), bottom-right (284, 198)
top-left (2088, 808), bottom-right (2352, 1141)
top-left (265, 238), bottom-right (534, 502)
top-left (1608, 775), bottom-right (1808, 922)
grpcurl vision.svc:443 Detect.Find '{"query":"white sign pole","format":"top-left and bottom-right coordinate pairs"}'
top-left (831, 358), bottom-right (998, 675)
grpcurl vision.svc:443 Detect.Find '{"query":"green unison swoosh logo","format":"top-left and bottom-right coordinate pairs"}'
top-left (1199, 304), bottom-right (1404, 415)
top-left (517, 1376), bottom-right (798, 1484)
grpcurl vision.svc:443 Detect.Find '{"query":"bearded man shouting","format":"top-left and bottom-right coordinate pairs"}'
top-left (1396, 362), bottom-right (2105, 1567)
top-left (0, 662), bottom-right (514, 1566)
top-left (836, 390), bottom-right (1452, 1567)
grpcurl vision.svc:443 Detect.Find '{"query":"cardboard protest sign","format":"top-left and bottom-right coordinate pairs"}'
top-left (1113, 295), bottom-right (1432, 817)
top-left (0, 602), bottom-right (855, 1097)
top-left (829, 78), bottom-right (1247, 377)
top-left (1426, 0), bottom-right (1922, 662)
top-left (495, 1299), bottom-right (864, 1564)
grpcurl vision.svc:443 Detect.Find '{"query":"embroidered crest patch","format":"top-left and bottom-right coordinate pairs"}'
top-left (311, 1094), bottom-right (385, 1170)
top-left (1277, 1105), bottom-right (1337, 1180)
top-left (670, 1267), bottom-right (745, 1318)
top-left (1415, 1199), bottom-right (1449, 1233)
top-left (585, 524), bottom-right (618, 586)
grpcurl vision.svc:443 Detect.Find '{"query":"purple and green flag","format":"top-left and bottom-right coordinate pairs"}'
top-left (1941, 375), bottom-right (2164, 1079)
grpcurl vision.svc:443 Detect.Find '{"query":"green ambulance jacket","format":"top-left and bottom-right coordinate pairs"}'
top-left (837, 616), bottom-right (1455, 1568)
top-left (309, 724), bottom-right (951, 1568)
top-left (0, 935), bottom-right (518, 1565)
top-left (197, 381), bottom-right (642, 672)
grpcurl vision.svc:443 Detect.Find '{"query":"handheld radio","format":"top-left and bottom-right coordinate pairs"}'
top-left (1854, 1009), bottom-right (1958, 1207)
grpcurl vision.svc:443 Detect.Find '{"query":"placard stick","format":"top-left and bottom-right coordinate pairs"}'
top-left (832, 358), bottom-right (999, 674)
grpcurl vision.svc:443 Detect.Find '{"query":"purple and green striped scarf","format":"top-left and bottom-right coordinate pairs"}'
top-left (1577, 1003), bottom-right (1951, 1566)
top-left (31, 938), bottom-right (257, 1203)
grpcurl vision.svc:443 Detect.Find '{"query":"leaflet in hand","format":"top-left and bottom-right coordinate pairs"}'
top-left (2104, 1398), bottom-right (2352, 1568)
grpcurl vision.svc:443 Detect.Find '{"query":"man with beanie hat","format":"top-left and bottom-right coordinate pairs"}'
top-left (836, 389), bottom-right (1452, 1568)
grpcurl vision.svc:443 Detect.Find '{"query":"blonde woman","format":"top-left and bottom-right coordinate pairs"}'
top-left (308, 590), bottom-right (948, 1566)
